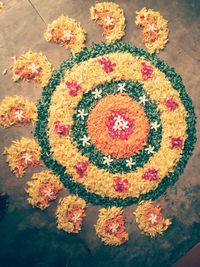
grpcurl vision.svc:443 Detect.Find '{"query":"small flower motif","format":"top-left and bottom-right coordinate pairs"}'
top-left (104, 16), bottom-right (114, 27)
top-left (171, 137), bottom-right (183, 149)
top-left (150, 121), bottom-right (161, 131)
top-left (148, 213), bottom-right (158, 225)
top-left (71, 213), bottom-right (82, 223)
top-left (98, 57), bottom-right (116, 73)
top-left (109, 222), bottom-right (119, 233)
top-left (21, 153), bottom-right (32, 164)
top-left (103, 155), bottom-right (113, 166)
top-left (117, 83), bottom-right (126, 93)
top-left (146, 24), bottom-right (157, 32)
top-left (54, 121), bottom-right (70, 135)
top-left (145, 145), bottom-right (155, 154)
top-left (126, 158), bottom-right (135, 168)
top-left (80, 135), bottom-right (90, 147)
top-left (139, 95), bottom-right (148, 105)
top-left (77, 109), bottom-right (88, 120)
top-left (141, 62), bottom-right (153, 80)
top-left (66, 80), bottom-right (81, 96)
top-left (14, 110), bottom-right (25, 121)
top-left (27, 63), bottom-right (40, 74)
top-left (63, 29), bottom-right (73, 41)
top-left (92, 88), bottom-right (102, 99)
top-left (142, 168), bottom-right (158, 181)
top-left (165, 97), bottom-right (179, 110)
top-left (75, 161), bottom-right (89, 178)
top-left (113, 177), bottom-right (128, 192)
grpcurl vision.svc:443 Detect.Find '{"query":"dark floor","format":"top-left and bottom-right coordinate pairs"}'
top-left (0, 1), bottom-right (200, 267)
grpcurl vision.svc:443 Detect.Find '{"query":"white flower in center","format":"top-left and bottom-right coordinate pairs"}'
top-left (104, 16), bottom-right (114, 26)
top-left (148, 213), bottom-right (158, 225)
top-left (22, 153), bottom-right (32, 164)
top-left (147, 24), bottom-right (157, 32)
top-left (110, 223), bottom-right (119, 233)
top-left (113, 115), bottom-right (129, 131)
top-left (71, 213), bottom-right (81, 223)
top-left (14, 110), bottom-right (24, 121)
top-left (28, 63), bottom-right (40, 74)
top-left (63, 30), bottom-right (73, 40)
top-left (43, 188), bottom-right (54, 198)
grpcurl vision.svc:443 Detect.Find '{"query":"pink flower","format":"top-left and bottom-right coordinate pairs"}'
top-left (113, 177), bottom-right (128, 192)
top-left (54, 121), bottom-right (70, 135)
top-left (171, 137), bottom-right (183, 149)
top-left (142, 168), bottom-right (158, 181)
top-left (65, 80), bottom-right (81, 96)
top-left (75, 161), bottom-right (89, 178)
top-left (165, 97), bottom-right (179, 110)
top-left (141, 62), bottom-right (153, 80)
top-left (98, 57), bottom-right (116, 73)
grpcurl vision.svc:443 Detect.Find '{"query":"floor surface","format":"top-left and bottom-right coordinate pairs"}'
top-left (0, 1), bottom-right (199, 267)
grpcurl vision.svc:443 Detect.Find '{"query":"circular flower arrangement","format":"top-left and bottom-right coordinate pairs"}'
top-left (35, 42), bottom-right (196, 209)
top-left (2, 2), bottom-right (196, 246)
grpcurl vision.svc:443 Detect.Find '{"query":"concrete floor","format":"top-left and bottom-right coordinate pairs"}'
top-left (0, 0), bottom-right (200, 267)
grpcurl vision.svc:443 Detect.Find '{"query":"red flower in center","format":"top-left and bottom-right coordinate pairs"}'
top-left (75, 161), bottom-right (89, 178)
top-left (113, 177), bottom-right (128, 192)
top-left (171, 137), bottom-right (183, 149)
top-left (98, 57), bottom-right (116, 73)
top-left (141, 62), bottom-right (153, 80)
top-left (142, 168), bottom-right (158, 181)
top-left (54, 121), bottom-right (70, 135)
top-left (66, 80), bottom-right (81, 96)
top-left (165, 97), bottom-right (179, 110)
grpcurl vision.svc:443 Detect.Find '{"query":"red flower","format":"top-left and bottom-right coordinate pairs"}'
top-left (54, 121), bottom-right (70, 135)
top-left (142, 168), bottom-right (158, 181)
top-left (141, 62), bottom-right (153, 80)
top-left (113, 177), bottom-right (128, 192)
top-left (171, 137), bottom-right (183, 149)
top-left (98, 57), bottom-right (116, 73)
top-left (75, 161), bottom-right (89, 178)
top-left (66, 80), bottom-right (81, 96)
top-left (165, 97), bottom-right (179, 110)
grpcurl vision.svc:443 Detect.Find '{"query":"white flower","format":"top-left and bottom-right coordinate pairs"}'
top-left (110, 223), bottom-right (119, 233)
top-left (104, 16), bottom-right (114, 26)
top-left (22, 153), bottom-right (32, 164)
top-left (148, 213), bottom-right (158, 225)
top-left (145, 145), bottom-right (155, 154)
top-left (103, 155), bottom-right (113, 166)
top-left (113, 115), bottom-right (129, 131)
top-left (126, 158), bottom-right (135, 168)
top-left (28, 63), bottom-right (40, 74)
top-left (92, 88), bottom-right (102, 99)
top-left (63, 30), bottom-right (73, 40)
top-left (43, 188), bottom-right (54, 198)
top-left (71, 213), bottom-right (81, 223)
top-left (147, 24), bottom-right (157, 32)
top-left (139, 95), bottom-right (148, 105)
top-left (117, 83), bottom-right (126, 93)
top-left (151, 121), bottom-right (161, 131)
top-left (80, 135), bottom-right (90, 147)
top-left (14, 110), bottom-right (24, 121)
top-left (77, 109), bottom-right (88, 120)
